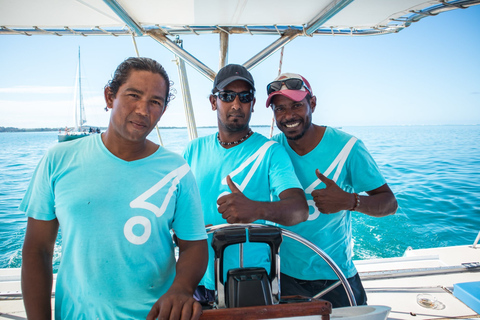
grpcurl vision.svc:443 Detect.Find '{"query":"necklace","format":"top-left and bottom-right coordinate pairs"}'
top-left (217, 129), bottom-right (253, 146)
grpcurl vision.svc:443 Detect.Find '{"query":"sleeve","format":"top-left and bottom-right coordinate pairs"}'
top-left (347, 139), bottom-right (386, 193)
top-left (19, 152), bottom-right (57, 221)
top-left (182, 139), bottom-right (197, 168)
top-left (181, 141), bottom-right (191, 162)
top-left (267, 143), bottom-right (303, 199)
top-left (171, 167), bottom-right (207, 241)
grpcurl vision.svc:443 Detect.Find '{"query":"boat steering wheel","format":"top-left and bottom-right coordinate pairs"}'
top-left (206, 223), bottom-right (357, 307)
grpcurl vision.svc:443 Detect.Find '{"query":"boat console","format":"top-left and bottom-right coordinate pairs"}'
top-left (211, 225), bottom-right (282, 308)
top-left (200, 224), bottom-right (333, 319)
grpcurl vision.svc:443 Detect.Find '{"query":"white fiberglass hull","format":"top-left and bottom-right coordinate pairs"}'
top-left (1, 244), bottom-right (479, 319)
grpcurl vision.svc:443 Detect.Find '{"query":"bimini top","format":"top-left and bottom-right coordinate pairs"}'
top-left (1, 0), bottom-right (479, 37)
top-left (1, 0), bottom-right (479, 81)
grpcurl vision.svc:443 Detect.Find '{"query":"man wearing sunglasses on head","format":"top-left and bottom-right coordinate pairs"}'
top-left (183, 65), bottom-right (309, 304)
top-left (266, 73), bottom-right (398, 308)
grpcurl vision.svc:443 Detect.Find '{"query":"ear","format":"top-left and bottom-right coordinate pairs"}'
top-left (104, 87), bottom-right (114, 109)
top-left (310, 95), bottom-right (317, 113)
top-left (209, 94), bottom-right (217, 111)
top-left (251, 97), bottom-right (256, 112)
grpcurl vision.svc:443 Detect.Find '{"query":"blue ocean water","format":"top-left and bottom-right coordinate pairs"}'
top-left (1, 126), bottom-right (479, 269)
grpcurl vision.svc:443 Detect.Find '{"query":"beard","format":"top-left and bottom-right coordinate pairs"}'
top-left (221, 112), bottom-right (250, 132)
top-left (282, 117), bottom-right (312, 141)
top-left (286, 130), bottom-right (307, 141)
top-left (225, 121), bottom-right (248, 132)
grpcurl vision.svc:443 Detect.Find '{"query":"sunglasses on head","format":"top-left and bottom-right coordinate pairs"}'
top-left (266, 78), bottom-right (311, 95)
top-left (215, 90), bottom-right (254, 103)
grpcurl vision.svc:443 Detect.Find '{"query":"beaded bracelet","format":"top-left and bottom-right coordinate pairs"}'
top-left (351, 193), bottom-right (360, 211)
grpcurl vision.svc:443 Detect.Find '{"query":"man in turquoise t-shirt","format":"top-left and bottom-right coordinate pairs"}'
top-left (20, 58), bottom-right (208, 320)
top-left (266, 73), bottom-right (398, 308)
top-left (183, 64), bottom-right (309, 302)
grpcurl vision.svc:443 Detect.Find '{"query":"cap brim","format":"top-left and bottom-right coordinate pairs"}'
top-left (214, 76), bottom-right (255, 93)
top-left (265, 90), bottom-right (308, 108)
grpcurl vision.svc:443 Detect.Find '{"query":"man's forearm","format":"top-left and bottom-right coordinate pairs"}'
top-left (171, 239), bottom-right (208, 294)
top-left (21, 251), bottom-right (54, 320)
top-left (354, 191), bottom-right (398, 217)
top-left (353, 184), bottom-right (398, 217)
top-left (258, 188), bottom-right (309, 226)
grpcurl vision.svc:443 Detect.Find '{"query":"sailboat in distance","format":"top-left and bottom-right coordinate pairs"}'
top-left (58, 47), bottom-right (93, 142)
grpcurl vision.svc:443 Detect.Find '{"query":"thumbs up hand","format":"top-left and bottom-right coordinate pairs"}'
top-left (226, 175), bottom-right (241, 194)
top-left (311, 169), bottom-right (355, 214)
top-left (217, 175), bottom-right (257, 224)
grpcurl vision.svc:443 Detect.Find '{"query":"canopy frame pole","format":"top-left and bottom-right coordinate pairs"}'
top-left (148, 30), bottom-right (216, 81)
top-left (219, 30), bottom-right (229, 69)
top-left (305, 0), bottom-right (354, 35)
top-left (174, 37), bottom-right (198, 141)
top-left (103, 0), bottom-right (144, 36)
top-left (242, 29), bottom-right (300, 71)
top-left (131, 32), bottom-right (140, 57)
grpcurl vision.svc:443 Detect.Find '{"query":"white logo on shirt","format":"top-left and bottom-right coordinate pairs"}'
top-left (124, 163), bottom-right (190, 245)
top-left (217, 141), bottom-right (275, 201)
top-left (304, 137), bottom-right (357, 220)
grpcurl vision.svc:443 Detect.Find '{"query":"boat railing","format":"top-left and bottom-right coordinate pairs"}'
top-left (473, 230), bottom-right (480, 248)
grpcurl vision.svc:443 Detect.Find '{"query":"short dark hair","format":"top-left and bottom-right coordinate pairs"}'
top-left (105, 57), bottom-right (172, 106)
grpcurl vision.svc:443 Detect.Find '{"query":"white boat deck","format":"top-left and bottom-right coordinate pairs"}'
top-left (357, 245), bottom-right (480, 319)
top-left (1, 245), bottom-right (479, 319)
top-left (0, 268), bottom-right (55, 319)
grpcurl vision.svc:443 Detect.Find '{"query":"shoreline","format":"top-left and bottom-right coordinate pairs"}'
top-left (1, 124), bottom-right (479, 133)
top-left (0, 125), bottom-right (271, 133)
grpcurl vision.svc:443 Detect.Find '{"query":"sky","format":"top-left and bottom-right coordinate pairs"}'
top-left (0, 5), bottom-right (479, 129)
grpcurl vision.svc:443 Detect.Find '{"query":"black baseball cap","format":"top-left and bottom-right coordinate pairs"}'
top-left (212, 64), bottom-right (255, 93)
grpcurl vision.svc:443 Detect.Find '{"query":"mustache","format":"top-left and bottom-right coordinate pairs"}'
top-left (228, 112), bottom-right (245, 118)
top-left (128, 116), bottom-right (149, 127)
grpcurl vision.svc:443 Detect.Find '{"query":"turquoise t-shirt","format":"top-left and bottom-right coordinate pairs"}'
top-left (272, 127), bottom-right (386, 280)
top-left (20, 134), bottom-right (207, 320)
top-left (183, 132), bottom-right (302, 290)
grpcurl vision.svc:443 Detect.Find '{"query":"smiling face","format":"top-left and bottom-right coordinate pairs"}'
top-left (210, 80), bottom-right (255, 134)
top-left (105, 70), bottom-right (167, 144)
top-left (271, 94), bottom-right (316, 141)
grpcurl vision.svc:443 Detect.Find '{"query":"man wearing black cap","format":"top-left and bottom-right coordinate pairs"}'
top-left (266, 72), bottom-right (398, 307)
top-left (183, 64), bottom-right (309, 302)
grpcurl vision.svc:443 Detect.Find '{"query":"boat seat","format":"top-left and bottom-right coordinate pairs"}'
top-left (225, 267), bottom-right (272, 307)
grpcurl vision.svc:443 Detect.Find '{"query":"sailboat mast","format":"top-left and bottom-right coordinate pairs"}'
top-left (78, 47), bottom-right (85, 130)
